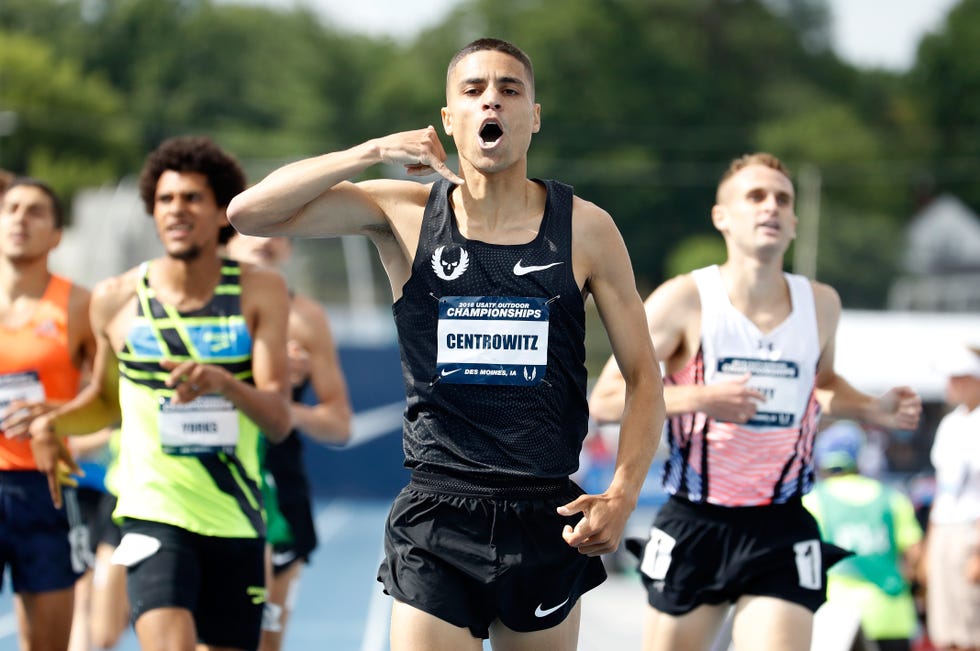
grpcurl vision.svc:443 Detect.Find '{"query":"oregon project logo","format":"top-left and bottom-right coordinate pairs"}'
top-left (431, 245), bottom-right (470, 281)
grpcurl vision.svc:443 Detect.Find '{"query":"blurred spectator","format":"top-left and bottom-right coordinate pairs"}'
top-left (921, 345), bottom-right (980, 651)
top-left (804, 420), bottom-right (924, 651)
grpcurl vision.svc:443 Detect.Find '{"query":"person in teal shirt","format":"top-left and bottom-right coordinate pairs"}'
top-left (803, 420), bottom-right (924, 651)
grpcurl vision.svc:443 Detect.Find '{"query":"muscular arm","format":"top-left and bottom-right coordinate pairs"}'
top-left (287, 294), bottom-right (352, 444)
top-left (226, 127), bottom-right (462, 239)
top-left (227, 128), bottom-right (461, 299)
top-left (812, 282), bottom-right (921, 430)
top-left (590, 274), bottom-right (765, 424)
top-left (41, 279), bottom-right (125, 435)
top-left (560, 201), bottom-right (665, 556)
top-left (30, 279), bottom-right (125, 506)
top-left (589, 277), bottom-right (689, 422)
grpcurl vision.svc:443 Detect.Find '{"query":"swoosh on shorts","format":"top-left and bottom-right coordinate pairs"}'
top-left (534, 597), bottom-right (570, 618)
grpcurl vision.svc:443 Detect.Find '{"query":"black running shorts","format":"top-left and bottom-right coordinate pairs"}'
top-left (121, 518), bottom-right (266, 650)
top-left (378, 471), bottom-right (607, 639)
top-left (636, 496), bottom-right (850, 614)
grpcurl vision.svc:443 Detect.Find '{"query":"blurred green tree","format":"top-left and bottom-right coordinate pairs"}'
top-left (0, 31), bottom-right (139, 210)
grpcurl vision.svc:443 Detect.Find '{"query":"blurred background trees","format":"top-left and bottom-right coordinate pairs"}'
top-left (1, 0), bottom-right (977, 310)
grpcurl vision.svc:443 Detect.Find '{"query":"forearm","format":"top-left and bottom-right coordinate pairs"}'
top-left (606, 383), bottom-right (665, 505)
top-left (47, 390), bottom-right (120, 438)
top-left (815, 376), bottom-right (875, 421)
top-left (290, 401), bottom-right (352, 445)
top-left (663, 384), bottom-right (708, 416)
top-left (589, 377), bottom-right (626, 423)
top-left (219, 374), bottom-right (292, 443)
top-left (228, 141), bottom-right (382, 234)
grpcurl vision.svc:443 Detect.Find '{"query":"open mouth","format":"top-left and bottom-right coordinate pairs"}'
top-left (479, 121), bottom-right (503, 145)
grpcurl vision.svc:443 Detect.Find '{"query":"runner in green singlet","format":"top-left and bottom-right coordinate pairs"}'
top-left (30, 136), bottom-right (292, 651)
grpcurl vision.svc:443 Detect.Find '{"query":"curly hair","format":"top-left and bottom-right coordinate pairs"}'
top-left (138, 136), bottom-right (246, 244)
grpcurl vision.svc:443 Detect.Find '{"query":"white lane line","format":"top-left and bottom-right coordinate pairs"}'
top-left (0, 611), bottom-right (18, 640)
top-left (314, 500), bottom-right (354, 545)
top-left (359, 548), bottom-right (391, 651)
top-left (348, 401), bottom-right (404, 448)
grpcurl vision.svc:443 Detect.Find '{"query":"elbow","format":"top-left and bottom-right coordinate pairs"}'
top-left (225, 196), bottom-right (259, 236)
top-left (265, 404), bottom-right (294, 444)
top-left (337, 408), bottom-right (353, 445)
top-left (323, 405), bottom-right (353, 446)
top-left (226, 194), bottom-right (272, 236)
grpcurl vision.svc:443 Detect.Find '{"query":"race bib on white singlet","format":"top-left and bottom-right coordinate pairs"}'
top-left (0, 371), bottom-right (46, 414)
top-left (715, 357), bottom-right (807, 428)
top-left (436, 296), bottom-right (549, 386)
top-left (158, 395), bottom-right (239, 455)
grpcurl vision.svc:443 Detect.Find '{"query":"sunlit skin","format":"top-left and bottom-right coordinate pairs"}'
top-left (712, 164), bottom-right (798, 265)
top-left (590, 154), bottom-right (922, 651)
top-left (0, 182), bottom-right (94, 651)
top-left (224, 230), bottom-right (352, 651)
top-left (0, 185), bottom-right (62, 265)
top-left (441, 50), bottom-right (540, 183)
top-left (226, 41), bottom-right (666, 651)
top-left (224, 233), bottom-right (292, 268)
top-left (946, 374), bottom-right (980, 411)
top-left (153, 170), bottom-right (226, 262)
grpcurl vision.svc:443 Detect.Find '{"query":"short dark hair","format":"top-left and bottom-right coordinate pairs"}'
top-left (0, 169), bottom-right (14, 196)
top-left (4, 177), bottom-right (65, 228)
top-left (447, 38), bottom-right (535, 96)
top-left (138, 136), bottom-right (246, 244)
top-left (716, 153), bottom-right (792, 203)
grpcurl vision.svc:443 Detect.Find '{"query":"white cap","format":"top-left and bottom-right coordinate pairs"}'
top-left (935, 345), bottom-right (980, 378)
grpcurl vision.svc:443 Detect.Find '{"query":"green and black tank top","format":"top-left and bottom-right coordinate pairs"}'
top-left (112, 259), bottom-right (265, 538)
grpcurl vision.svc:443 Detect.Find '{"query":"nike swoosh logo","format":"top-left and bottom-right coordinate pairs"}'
top-left (534, 597), bottom-right (570, 618)
top-left (440, 368), bottom-right (462, 376)
top-left (513, 260), bottom-right (564, 276)
top-left (270, 550), bottom-right (298, 566)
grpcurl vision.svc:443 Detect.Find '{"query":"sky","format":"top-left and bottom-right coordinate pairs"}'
top-left (235, 0), bottom-right (961, 71)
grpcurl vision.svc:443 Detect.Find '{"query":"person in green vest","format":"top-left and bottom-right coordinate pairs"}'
top-left (803, 420), bottom-right (924, 651)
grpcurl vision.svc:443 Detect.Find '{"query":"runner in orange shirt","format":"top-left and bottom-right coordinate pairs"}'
top-left (0, 177), bottom-right (96, 651)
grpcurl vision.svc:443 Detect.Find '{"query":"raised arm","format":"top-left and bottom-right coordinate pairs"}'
top-left (559, 201), bottom-right (665, 556)
top-left (227, 127), bottom-right (463, 239)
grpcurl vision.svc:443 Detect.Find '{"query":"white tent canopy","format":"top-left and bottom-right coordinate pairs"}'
top-left (834, 310), bottom-right (980, 402)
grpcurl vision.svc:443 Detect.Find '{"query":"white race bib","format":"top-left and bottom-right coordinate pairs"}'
top-left (158, 395), bottom-right (239, 455)
top-left (715, 357), bottom-right (807, 428)
top-left (436, 296), bottom-right (549, 386)
top-left (0, 371), bottom-right (46, 413)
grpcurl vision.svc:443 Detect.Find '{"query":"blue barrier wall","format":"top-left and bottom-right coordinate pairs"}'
top-left (300, 343), bottom-right (409, 499)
